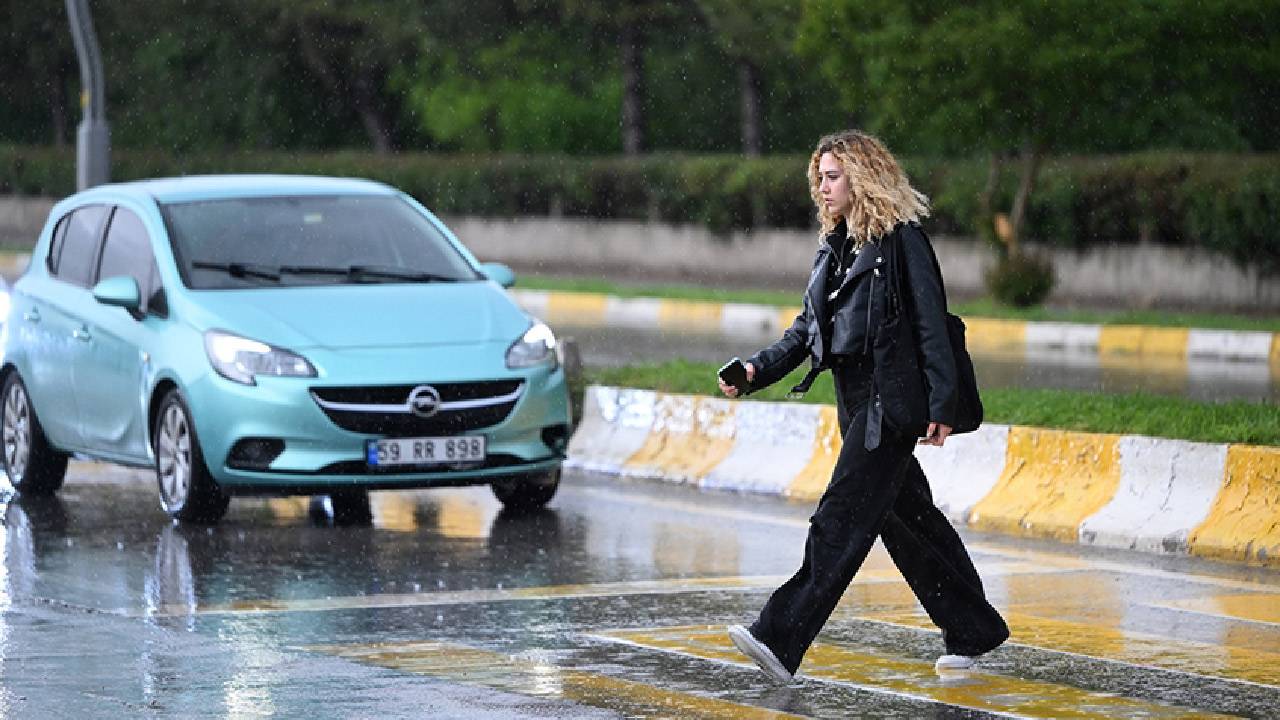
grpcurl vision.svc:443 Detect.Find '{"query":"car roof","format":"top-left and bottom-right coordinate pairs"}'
top-left (74, 174), bottom-right (396, 205)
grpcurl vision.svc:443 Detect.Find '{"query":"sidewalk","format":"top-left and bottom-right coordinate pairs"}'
top-left (511, 289), bottom-right (1280, 371)
top-left (568, 385), bottom-right (1280, 567)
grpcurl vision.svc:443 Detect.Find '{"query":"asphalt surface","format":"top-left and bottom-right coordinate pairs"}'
top-left (554, 322), bottom-right (1280, 403)
top-left (2, 463), bottom-right (1278, 718)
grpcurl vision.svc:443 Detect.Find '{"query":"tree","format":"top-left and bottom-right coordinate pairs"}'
top-left (796, 0), bottom-right (1276, 251)
top-left (266, 0), bottom-right (428, 154)
top-left (0, 4), bottom-right (76, 147)
top-left (563, 0), bottom-right (695, 155)
top-left (693, 0), bottom-right (798, 156)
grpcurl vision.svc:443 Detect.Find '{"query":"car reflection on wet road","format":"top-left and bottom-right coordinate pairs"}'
top-left (2, 463), bottom-right (1278, 718)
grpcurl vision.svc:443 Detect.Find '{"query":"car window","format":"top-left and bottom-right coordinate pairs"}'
top-left (160, 195), bottom-right (480, 289)
top-left (98, 207), bottom-right (157, 310)
top-left (52, 205), bottom-right (109, 286)
top-left (46, 215), bottom-right (69, 274)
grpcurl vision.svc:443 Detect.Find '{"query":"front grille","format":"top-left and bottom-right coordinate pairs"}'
top-left (311, 380), bottom-right (523, 435)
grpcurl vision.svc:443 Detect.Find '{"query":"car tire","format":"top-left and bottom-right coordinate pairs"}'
top-left (491, 468), bottom-right (560, 511)
top-left (154, 389), bottom-right (230, 524)
top-left (1, 373), bottom-right (69, 496)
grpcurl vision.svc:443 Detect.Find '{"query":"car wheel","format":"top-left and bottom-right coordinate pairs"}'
top-left (491, 468), bottom-right (560, 511)
top-left (154, 390), bottom-right (229, 524)
top-left (1, 373), bottom-right (68, 495)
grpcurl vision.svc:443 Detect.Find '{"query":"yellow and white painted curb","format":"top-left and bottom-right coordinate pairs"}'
top-left (513, 289), bottom-right (1280, 375)
top-left (567, 385), bottom-right (1280, 567)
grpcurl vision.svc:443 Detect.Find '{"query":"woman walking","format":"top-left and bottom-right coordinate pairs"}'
top-left (719, 130), bottom-right (1008, 682)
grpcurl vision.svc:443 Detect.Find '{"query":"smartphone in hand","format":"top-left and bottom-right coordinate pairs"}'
top-left (718, 357), bottom-right (750, 393)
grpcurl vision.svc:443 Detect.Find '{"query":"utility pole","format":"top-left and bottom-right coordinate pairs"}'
top-left (66, 0), bottom-right (109, 189)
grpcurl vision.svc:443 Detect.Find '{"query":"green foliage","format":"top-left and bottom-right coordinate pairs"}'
top-left (585, 361), bottom-right (1280, 446)
top-left (984, 253), bottom-right (1055, 308)
top-left (3, 145), bottom-right (1279, 271)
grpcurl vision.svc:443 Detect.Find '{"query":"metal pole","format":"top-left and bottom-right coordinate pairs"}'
top-left (66, 0), bottom-right (110, 189)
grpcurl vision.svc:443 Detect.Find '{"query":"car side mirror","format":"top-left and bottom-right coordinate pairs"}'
top-left (92, 275), bottom-right (142, 313)
top-left (480, 262), bottom-right (516, 288)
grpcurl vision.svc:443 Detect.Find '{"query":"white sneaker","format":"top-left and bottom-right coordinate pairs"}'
top-left (728, 625), bottom-right (794, 683)
top-left (935, 653), bottom-right (978, 670)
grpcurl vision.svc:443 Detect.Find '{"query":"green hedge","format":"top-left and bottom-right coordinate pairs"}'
top-left (3, 145), bottom-right (1277, 271)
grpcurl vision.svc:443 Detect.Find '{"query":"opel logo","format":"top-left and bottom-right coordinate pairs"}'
top-left (408, 385), bottom-right (442, 418)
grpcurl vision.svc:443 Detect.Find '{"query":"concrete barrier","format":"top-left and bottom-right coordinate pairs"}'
top-left (567, 385), bottom-right (1280, 566)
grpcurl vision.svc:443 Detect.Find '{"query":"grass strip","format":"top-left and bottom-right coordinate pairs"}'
top-left (520, 275), bottom-right (1280, 333)
top-left (584, 359), bottom-right (1280, 446)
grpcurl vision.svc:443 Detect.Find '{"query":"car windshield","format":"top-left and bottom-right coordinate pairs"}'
top-left (161, 194), bottom-right (480, 289)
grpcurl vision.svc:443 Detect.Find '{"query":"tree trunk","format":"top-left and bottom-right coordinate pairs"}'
top-left (980, 151), bottom-right (1001, 246)
top-left (619, 24), bottom-right (646, 155)
top-left (353, 71), bottom-right (394, 155)
top-left (49, 64), bottom-right (69, 149)
top-left (738, 61), bottom-right (762, 156)
top-left (1008, 140), bottom-right (1043, 257)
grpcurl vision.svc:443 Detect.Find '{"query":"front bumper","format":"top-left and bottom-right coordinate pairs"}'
top-left (183, 344), bottom-right (571, 492)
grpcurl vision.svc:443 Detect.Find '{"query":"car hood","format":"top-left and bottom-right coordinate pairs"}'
top-left (180, 281), bottom-right (532, 350)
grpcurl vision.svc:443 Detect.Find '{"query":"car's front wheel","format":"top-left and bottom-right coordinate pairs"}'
top-left (491, 468), bottom-right (560, 510)
top-left (154, 390), bottom-right (229, 524)
top-left (1, 373), bottom-right (68, 495)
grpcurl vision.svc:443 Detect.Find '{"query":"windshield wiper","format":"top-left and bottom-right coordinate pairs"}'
top-left (277, 265), bottom-right (462, 283)
top-left (191, 261), bottom-right (281, 281)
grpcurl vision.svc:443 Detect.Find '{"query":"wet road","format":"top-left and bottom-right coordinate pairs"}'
top-left (556, 323), bottom-right (1280, 403)
top-left (3, 464), bottom-right (1278, 718)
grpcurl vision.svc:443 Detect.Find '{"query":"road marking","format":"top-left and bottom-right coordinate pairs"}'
top-left (1153, 593), bottom-right (1280, 627)
top-left (306, 640), bottom-right (804, 719)
top-left (572, 485), bottom-right (1280, 593)
top-left (140, 562), bottom-right (1051, 618)
top-left (598, 625), bottom-right (1230, 719)
top-left (865, 610), bottom-right (1280, 688)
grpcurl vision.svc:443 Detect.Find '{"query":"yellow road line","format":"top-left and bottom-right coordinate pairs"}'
top-left (1154, 593), bottom-right (1280, 626)
top-left (963, 317), bottom-right (1028, 354)
top-left (307, 640), bottom-right (804, 719)
top-left (1189, 444), bottom-right (1280, 566)
top-left (1098, 325), bottom-right (1190, 359)
top-left (866, 610), bottom-right (1280, 688)
top-left (544, 291), bottom-right (608, 324)
top-left (969, 427), bottom-right (1122, 541)
top-left (657, 298), bottom-right (723, 329)
top-left (602, 626), bottom-right (1229, 718)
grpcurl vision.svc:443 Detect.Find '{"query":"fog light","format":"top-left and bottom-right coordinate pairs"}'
top-left (541, 424), bottom-right (570, 454)
top-left (227, 438), bottom-right (285, 470)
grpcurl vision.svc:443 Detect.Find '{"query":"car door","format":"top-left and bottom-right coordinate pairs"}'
top-left (13, 204), bottom-right (109, 450)
top-left (73, 205), bottom-right (166, 461)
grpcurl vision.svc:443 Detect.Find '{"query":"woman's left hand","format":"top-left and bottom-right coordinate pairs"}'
top-left (918, 422), bottom-right (952, 447)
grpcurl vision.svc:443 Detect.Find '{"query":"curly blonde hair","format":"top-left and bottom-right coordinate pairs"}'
top-left (807, 130), bottom-right (930, 245)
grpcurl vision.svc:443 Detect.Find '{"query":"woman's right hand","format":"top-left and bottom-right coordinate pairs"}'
top-left (718, 362), bottom-right (756, 398)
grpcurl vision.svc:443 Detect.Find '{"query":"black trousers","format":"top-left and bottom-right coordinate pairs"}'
top-left (749, 362), bottom-right (1009, 674)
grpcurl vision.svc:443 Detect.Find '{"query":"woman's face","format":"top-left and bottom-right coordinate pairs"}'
top-left (818, 151), bottom-right (853, 220)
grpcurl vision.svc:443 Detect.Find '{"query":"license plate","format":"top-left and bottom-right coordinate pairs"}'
top-left (366, 436), bottom-right (486, 467)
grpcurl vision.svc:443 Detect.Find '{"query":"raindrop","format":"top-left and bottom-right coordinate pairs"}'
top-left (116, 541), bottom-right (124, 550)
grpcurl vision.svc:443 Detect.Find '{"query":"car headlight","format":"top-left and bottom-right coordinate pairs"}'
top-left (505, 321), bottom-right (557, 369)
top-left (204, 330), bottom-right (317, 386)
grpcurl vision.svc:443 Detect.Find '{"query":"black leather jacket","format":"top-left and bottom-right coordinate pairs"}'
top-left (747, 221), bottom-right (957, 428)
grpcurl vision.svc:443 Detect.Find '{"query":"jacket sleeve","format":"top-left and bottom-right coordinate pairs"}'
top-left (745, 304), bottom-right (809, 392)
top-left (901, 225), bottom-right (957, 425)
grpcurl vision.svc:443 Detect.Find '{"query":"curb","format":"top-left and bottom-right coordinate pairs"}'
top-left (512, 289), bottom-right (1280, 375)
top-left (567, 385), bottom-right (1280, 567)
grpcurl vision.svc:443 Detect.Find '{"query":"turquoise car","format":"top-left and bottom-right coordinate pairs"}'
top-left (1, 176), bottom-right (571, 523)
